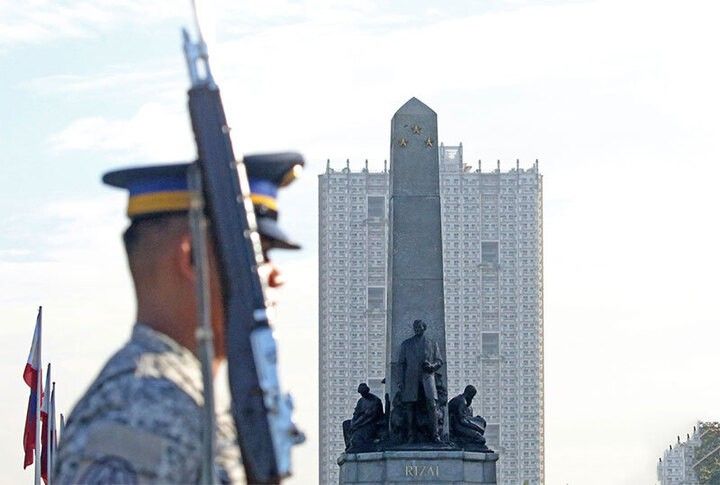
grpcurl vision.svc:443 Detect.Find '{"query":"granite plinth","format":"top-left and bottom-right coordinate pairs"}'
top-left (337, 450), bottom-right (498, 484)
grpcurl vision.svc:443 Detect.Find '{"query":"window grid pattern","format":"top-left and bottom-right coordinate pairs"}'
top-left (318, 170), bottom-right (389, 485)
top-left (319, 146), bottom-right (543, 485)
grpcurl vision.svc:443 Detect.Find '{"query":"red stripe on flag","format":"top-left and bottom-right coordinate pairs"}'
top-left (40, 411), bottom-right (48, 483)
top-left (40, 364), bottom-right (50, 483)
top-left (23, 363), bottom-right (38, 389)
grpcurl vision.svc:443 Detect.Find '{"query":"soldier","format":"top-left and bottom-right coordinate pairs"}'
top-left (55, 154), bottom-right (303, 484)
top-left (245, 153), bottom-right (303, 293)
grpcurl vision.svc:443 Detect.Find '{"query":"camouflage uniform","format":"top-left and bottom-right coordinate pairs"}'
top-left (55, 324), bottom-right (244, 484)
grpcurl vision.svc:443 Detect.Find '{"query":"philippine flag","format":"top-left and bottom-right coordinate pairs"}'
top-left (40, 364), bottom-right (51, 482)
top-left (23, 308), bottom-right (42, 469)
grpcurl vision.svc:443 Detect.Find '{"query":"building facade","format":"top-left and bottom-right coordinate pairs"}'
top-left (319, 146), bottom-right (544, 484)
top-left (318, 160), bottom-right (389, 485)
top-left (658, 436), bottom-right (700, 485)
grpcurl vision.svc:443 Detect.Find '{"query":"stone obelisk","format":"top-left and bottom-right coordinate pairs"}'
top-left (386, 97), bottom-right (446, 408)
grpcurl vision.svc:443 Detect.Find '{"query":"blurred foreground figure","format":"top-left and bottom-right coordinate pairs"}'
top-left (55, 156), bottom-right (302, 484)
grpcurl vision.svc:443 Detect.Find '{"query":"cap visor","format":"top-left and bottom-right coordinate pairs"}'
top-left (257, 218), bottom-right (301, 250)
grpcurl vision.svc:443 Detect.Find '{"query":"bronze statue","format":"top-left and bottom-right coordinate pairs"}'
top-left (397, 319), bottom-right (443, 443)
top-left (448, 385), bottom-right (492, 452)
top-left (388, 391), bottom-right (407, 442)
top-left (343, 383), bottom-right (384, 451)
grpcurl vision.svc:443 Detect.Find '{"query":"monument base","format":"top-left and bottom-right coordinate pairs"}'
top-left (337, 450), bottom-right (498, 484)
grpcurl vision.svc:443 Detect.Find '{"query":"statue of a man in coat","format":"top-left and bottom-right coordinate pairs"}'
top-left (397, 319), bottom-right (444, 443)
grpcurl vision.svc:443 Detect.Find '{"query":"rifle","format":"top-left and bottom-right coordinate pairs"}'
top-left (182, 13), bottom-right (303, 485)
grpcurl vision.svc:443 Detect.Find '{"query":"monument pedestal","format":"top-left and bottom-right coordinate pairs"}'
top-left (337, 450), bottom-right (498, 484)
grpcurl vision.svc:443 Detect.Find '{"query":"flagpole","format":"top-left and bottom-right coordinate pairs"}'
top-left (34, 306), bottom-right (42, 485)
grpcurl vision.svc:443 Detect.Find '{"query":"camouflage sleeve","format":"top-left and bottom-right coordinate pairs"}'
top-left (56, 376), bottom-right (203, 484)
top-left (214, 410), bottom-right (245, 484)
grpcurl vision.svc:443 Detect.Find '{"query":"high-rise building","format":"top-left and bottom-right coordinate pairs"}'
top-left (318, 145), bottom-right (544, 484)
top-left (657, 422), bottom-right (720, 485)
top-left (318, 159), bottom-right (389, 485)
top-left (438, 145), bottom-right (544, 484)
top-left (658, 436), bottom-right (700, 485)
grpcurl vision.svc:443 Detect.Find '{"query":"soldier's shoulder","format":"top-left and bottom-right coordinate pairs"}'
top-left (56, 369), bottom-right (204, 482)
top-left (69, 332), bottom-right (204, 426)
top-left (73, 355), bottom-right (198, 414)
top-left (60, 363), bottom-right (204, 447)
top-left (56, 328), bottom-right (207, 482)
top-left (84, 327), bottom-right (204, 406)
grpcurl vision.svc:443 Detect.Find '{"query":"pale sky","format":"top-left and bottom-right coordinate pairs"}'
top-left (2, 1), bottom-right (720, 484)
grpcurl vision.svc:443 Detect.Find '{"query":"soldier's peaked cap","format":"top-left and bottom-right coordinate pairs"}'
top-left (102, 152), bottom-right (304, 250)
top-left (244, 152), bottom-right (304, 250)
top-left (103, 163), bottom-right (191, 219)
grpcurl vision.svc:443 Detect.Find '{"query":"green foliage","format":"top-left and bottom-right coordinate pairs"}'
top-left (694, 422), bottom-right (720, 484)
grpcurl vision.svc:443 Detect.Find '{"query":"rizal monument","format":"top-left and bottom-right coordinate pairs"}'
top-left (337, 98), bottom-right (499, 484)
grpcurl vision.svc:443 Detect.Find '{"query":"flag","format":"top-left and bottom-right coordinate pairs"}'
top-left (23, 308), bottom-right (42, 469)
top-left (23, 310), bottom-right (41, 388)
top-left (40, 364), bottom-right (51, 483)
top-left (22, 387), bottom-right (40, 469)
top-left (50, 384), bottom-right (57, 483)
